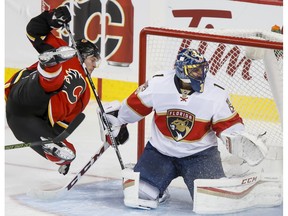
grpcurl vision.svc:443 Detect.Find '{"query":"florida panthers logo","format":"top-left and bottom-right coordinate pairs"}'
top-left (62, 69), bottom-right (86, 104)
top-left (167, 109), bottom-right (195, 142)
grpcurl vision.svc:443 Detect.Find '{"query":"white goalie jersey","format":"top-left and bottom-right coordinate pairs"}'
top-left (117, 70), bottom-right (244, 158)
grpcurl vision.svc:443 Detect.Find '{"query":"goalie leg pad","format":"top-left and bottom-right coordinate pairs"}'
top-left (193, 173), bottom-right (282, 214)
top-left (122, 166), bottom-right (159, 209)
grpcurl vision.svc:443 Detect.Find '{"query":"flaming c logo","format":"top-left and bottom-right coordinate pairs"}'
top-left (62, 69), bottom-right (86, 104)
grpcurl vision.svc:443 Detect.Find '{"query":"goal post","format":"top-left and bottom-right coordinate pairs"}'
top-left (137, 27), bottom-right (283, 160)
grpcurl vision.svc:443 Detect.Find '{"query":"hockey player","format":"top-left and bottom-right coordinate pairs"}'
top-left (103, 48), bottom-right (267, 209)
top-left (5, 6), bottom-right (101, 175)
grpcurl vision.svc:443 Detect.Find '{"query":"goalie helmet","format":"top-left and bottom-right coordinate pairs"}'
top-left (174, 48), bottom-right (209, 93)
top-left (76, 39), bottom-right (100, 61)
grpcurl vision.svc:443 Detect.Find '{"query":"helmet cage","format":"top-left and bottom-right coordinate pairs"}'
top-left (183, 62), bottom-right (209, 81)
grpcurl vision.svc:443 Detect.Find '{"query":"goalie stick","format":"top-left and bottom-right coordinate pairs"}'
top-left (27, 142), bottom-right (111, 199)
top-left (5, 112), bottom-right (85, 150)
top-left (64, 23), bottom-right (125, 170)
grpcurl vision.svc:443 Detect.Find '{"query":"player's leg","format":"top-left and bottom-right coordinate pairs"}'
top-left (6, 114), bottom-right (75, 165)
top-left (122, 142), bottom-right (177, 209)
top-left (177, 146), bottom-right (225, 199)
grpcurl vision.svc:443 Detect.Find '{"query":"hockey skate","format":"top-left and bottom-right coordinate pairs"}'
top-left (42, 142), bottom-right (75, 161)
top-left (38, 46), bottom-right (76, 67)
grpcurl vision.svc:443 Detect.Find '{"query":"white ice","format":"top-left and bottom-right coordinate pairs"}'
top-left (5, 101), bottom-right (283, 216)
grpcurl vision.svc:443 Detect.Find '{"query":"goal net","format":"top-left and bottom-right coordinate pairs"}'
top-left (137, 27), bottom-right (283, 167)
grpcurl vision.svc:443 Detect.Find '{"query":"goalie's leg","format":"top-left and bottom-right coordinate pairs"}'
top-left (122, 142), bottom-right (176, 209)
top-left (122, 164), bottom-right (171, 209)
top-left (122, 166), bottom-right (159, 209)
top-left (179, 146), bottom-right (226, 199)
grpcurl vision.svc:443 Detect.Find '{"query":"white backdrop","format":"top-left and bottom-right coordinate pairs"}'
top-left (5, 0), bottom-right (283, 82)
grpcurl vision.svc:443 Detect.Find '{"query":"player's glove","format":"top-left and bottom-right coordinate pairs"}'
top-left (220, 131), bottom-right (268, 166)
top-left (97, 101), bottom-right (129, 145)
top-left (48, 5), bottom-right (71, 28)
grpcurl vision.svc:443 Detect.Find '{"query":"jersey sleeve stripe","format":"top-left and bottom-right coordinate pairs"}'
top-left (212, 113), bottom-right (243, 136)
top-left (37, 63), bottom-right (62, 79)
top-left (126, 93), bottom-right (152, 116)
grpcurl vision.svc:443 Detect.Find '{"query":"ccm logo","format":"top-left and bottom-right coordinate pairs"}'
top-left (242, 176), bottom-right (258, 184)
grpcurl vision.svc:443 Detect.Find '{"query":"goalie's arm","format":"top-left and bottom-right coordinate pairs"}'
top-left (97, 101), bottom-right (129, 145)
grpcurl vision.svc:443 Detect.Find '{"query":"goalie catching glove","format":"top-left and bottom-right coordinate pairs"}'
top-left (97, 100), bottom-right (129, 145)
top-left (220, 131), bottom-right (268, 166)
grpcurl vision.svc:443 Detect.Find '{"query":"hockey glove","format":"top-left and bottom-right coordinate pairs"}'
top-left (221, 131), bottom-right (268, 166)
top-left (97, 101), bottom-right (129, 145)
top-left (48, 5), bottom-right (71, 29)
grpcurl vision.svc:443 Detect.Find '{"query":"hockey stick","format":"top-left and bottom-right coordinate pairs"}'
top-left (27, 141), bottom-right (111, 199)
top-left (64, 23), bottom-right (125, 170)
top-left (5, 113), bottom-right (85, 150)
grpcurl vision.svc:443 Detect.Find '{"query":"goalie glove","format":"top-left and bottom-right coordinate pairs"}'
top-left (97, 101), bottom-right (129, 145)
top-left (220, 131), bottom-right (268, 166)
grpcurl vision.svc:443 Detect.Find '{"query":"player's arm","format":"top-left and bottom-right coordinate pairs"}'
top-left (26, 5), bottom-right (71, 53)
top-left (95, 80), bottom-right (154, 145)
top-left (212, 91), bottom-right (267, 166)
top-left (118, 81), bottom-right (153, 124)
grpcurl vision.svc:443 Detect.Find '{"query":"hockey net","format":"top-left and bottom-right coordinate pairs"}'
top-left (137, 27), bottom-right (283, 166)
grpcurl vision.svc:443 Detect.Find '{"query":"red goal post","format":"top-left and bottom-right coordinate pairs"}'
top-left (137, 27), bottom-right (283, 159)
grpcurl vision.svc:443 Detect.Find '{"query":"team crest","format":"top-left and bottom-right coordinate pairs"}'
top-left (63, 69), bottom-right (86, 104)
top-left (166, 109), bottom-right (195, 142)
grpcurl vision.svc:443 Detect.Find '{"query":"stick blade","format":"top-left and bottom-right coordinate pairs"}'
top-left (26, 187), bottom-right (67, 200)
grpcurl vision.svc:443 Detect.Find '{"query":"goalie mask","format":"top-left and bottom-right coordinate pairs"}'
top-left (174, 48), bottom-right (209, 93)
top-left (76, 39), bottom-right (101, 62)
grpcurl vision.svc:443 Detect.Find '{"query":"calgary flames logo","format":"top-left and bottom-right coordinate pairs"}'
top-left (167, 109), bottom-right (195, 142)
top-left (62, 69), bottom-right (86, 104)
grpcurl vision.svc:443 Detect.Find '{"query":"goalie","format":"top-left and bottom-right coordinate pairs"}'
top-left (103, 48), bottom-right (268, 210)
